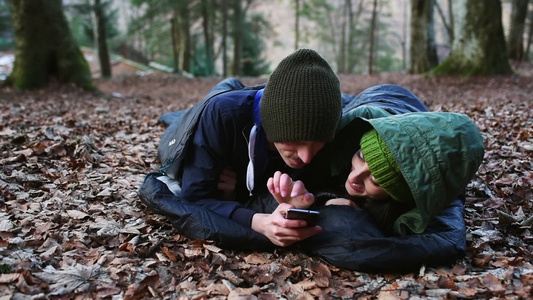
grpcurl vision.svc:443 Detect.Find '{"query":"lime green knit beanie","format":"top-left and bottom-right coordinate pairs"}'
top-left (260, 49), bottom-right (342, 142)
top-left (360, 129), bottom-right (413, 202)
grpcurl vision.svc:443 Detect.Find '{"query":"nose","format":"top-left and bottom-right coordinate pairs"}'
top-left (348, 163), bottom-right (371, 183)
top-left (297, 142), bottom-right (324, 164)
top-left (297, 148), bottom-right (313, 164)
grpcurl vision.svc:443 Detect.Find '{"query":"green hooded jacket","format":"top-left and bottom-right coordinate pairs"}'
top-left (332, 107), bottom-right (485, 235)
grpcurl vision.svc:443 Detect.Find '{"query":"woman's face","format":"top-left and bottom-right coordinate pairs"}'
top-left (344, 149), bottom-right (389, 200)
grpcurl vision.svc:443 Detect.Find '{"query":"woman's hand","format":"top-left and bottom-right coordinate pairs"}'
top-left (251, 203), bottom-right (322, 247)
top-left (266, 171), bottom-right (314, 209)
top-left (217, 167), bottom-right (237, 201)
top-left (325, 198), bottom-right (359, 208)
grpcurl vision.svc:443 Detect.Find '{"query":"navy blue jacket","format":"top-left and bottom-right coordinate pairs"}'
top-left (158, 79), bottom-right (282, 227)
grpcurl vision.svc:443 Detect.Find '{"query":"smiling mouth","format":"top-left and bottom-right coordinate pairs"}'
top-left (350, 182), bottom-right (364, 192)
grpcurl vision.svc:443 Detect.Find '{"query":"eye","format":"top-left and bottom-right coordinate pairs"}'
top-left (358, 150), bottom-right (380, 186)
top-left (356, 150), bottom-right (365, 162)
top-left (370, 176), bottom-right (381, 187)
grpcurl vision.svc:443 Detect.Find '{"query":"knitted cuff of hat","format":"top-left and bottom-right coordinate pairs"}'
top-left (360, 129), bottom-right (413, 202)
top-left (260, 48), bottom-right (341, 142)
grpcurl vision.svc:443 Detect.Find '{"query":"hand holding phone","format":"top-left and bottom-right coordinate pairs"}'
top-left (281, 208), bottom-right (320, 227)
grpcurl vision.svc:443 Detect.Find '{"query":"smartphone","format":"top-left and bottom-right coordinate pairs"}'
top-left (282, 208), bottom-right (320, 227)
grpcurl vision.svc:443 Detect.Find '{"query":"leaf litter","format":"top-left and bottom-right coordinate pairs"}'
top-left (0, 64), bottom-right (532, 298)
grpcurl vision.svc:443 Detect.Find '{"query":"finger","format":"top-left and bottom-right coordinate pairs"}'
top-left (302, 192), bottom-right (315, 205)
top-left (290, 181), bottom-right (306, 197)
top-left (279, 174), bottom-right (293, 197)
top-left (299, 226), bottom-right (323, 239)
top-left (266, 177), bottom-right (275, 195)
top-left (273, 171), bottom-right (282, 194)
top-left (274, 225), bottom-right (322, 245)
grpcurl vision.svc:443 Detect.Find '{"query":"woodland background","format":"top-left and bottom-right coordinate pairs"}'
top-left (0, 0), bottom-right (532, 299)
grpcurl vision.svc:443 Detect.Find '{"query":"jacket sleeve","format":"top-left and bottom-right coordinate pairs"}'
top-left (139, 173), bottom-right (273, 249)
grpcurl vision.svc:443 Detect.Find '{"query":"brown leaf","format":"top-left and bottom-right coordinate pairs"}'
top-left (244, 252), bottom-right (270, 264)
top-left (312, 272), bottom-right (330, 288)
top-left (217, 270), bottom-right (244, 285)
top-left (456, 287), bottom-right (479, 297)
top-left (437, 275), bottom-right (458, 290)
top-left (66, 210), bottom-right (89, 220)
top-left (161, 246), bottom-right (176, 262)
top-left (472, 253), bottom-right (493, 267)
top-left (204, 244), bottom-right (222, 253)
top-left (295, 279), bottom-right (316, 290)
top-left (34, 263), bottom-right (101, 296)
top-left (482, 273), bottom-right (506, 295)
top-left (451, 264), bottom-right (468, 275)
top-left (0, 273), bottom-right (21, 283)
top-left (198, 282), bottom-right (230, 296)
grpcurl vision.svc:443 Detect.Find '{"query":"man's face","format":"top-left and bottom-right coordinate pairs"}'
top-left (272, 141), bottom-right (326, 169)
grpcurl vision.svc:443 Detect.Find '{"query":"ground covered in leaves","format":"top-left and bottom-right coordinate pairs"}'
top-left (1, 64), bottom-right (532, 299)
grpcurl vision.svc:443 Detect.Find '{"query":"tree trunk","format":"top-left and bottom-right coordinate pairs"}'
top-left (231, 0), bottom-right (242, 76)
top-left (222, 2), bottom-right (228, 77)
top-left (6, 0), bottom-right (93, 90)
top-left (401, 0), bottom-right (408, 70)
top-left (525, 7), bottom-right (533, 61)
top-left (408, 0), bottom-right (438, 74)
top-left (447, 0), bottom-right (454, 41)
top-left (202, 0), bottom-right (215, 75)
top-left (435, 0), bottom-right (453, 43)
top-left (170, 15), bottom-right (180, 73)
top-left (338, 0), bottom-right (348, 74)
top-left (178, 2), bottom-right (191, 73)
top-left (368, 0), bottom-right (378, 75)
top-left (294, 0), bottom-right (300, 50)
top-left (507, 0), bottom-right (529, 61)
top-left (93, 0), bottom-right (111, 78)
top-left (432, 0), bottom-right (512, 76)
top-left (347, 0), bottom-right (363, 74)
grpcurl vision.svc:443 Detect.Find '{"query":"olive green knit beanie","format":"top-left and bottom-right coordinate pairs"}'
top-left (360, 129), bottom-right (413, 202)
top-left (260, 49), bottom-right (342, 142)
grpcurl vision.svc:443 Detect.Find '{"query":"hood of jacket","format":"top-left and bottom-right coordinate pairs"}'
top-left (362, 112), bottom-right (485, 235)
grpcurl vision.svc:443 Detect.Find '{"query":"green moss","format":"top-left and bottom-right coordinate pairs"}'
top-left (0, 263), bottom-right (11, 274)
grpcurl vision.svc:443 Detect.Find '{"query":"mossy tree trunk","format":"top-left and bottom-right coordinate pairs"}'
top-left (408, 0), bottom-right (438, 74)
top-left (432, 0), bottom-right (512, 76)
top-left (6, 0), bottom-right (93, 90)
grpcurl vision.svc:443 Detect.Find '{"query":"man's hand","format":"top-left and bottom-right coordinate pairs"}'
top-left (266, 171), bottom-right (314, 209)
top-left (251, 203), bottom-right (322, 247)
top-left (217, 167), bottom-right (237, 201)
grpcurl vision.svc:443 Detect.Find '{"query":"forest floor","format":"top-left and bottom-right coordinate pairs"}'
top-left (0, 63), bottom-right (532, 299)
